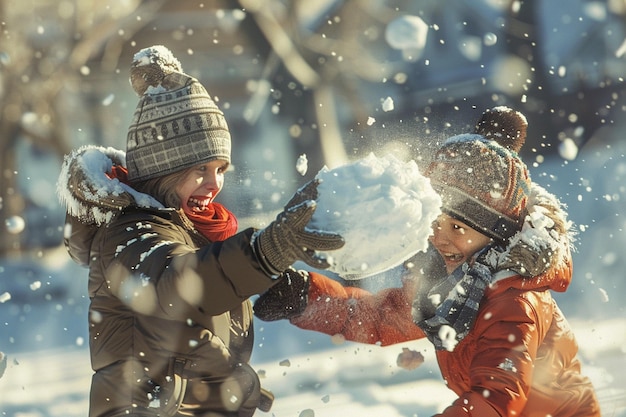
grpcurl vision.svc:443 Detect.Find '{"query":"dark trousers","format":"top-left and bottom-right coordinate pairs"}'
top-left (89, 361), bottom-right (269, 417)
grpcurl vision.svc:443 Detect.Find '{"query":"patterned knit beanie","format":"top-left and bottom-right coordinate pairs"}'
top-left (126, 45), bottom-right (231, 182)
top-left (425, 106), bottom-right (531, 242)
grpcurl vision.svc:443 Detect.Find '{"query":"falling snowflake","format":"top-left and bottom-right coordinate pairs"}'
top-left (497, 358), bottom-right (518, 373)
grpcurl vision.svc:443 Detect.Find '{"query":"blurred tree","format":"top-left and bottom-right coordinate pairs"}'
top-left (0, 0), bottom-right (168, 255)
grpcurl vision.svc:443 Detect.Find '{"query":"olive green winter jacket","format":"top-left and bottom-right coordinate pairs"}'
top-left (59, 145), bottom-right (276, 417)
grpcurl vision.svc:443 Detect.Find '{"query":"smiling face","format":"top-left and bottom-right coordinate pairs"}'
top-left (429, 213), bottom-right (492, 274)
top-left (176, 159), bottom-right (229, 215)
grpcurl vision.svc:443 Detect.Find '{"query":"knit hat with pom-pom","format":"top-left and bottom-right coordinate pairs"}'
top-left (425, 106), bottom-right (531, 242)
top-left (126, 45), bottom-right (231, 181)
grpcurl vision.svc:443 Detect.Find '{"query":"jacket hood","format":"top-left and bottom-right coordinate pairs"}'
top-left (57, 145), bottom-right (164, 226)
top-left (483, 182), bottom-right (575, 292)
top-left (57, 145), bottom-right (167, 266)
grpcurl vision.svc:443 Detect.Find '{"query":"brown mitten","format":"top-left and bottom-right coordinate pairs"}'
top-left (283, 179), bottom-right (320, 208)
top-left (252, 180), bottom-right (344, 275)
top-left (477, 183), bottom-right (573, 277)
top-left (496, 242), bottom-right (552, 277)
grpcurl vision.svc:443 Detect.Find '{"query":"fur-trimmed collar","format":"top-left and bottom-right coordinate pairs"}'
top-left (57, 145), bottom-right (164, 225)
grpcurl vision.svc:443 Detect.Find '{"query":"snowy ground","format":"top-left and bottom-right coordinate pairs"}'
top-left (0, 313), bottom-right (624, 417)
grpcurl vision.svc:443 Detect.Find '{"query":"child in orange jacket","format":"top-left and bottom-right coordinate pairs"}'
top-left (254, 107), bottom-right (601, 416)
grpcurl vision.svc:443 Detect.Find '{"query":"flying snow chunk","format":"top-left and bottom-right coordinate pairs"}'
top-left (296, 154), bottom-right (308, 176)
top-left (309, 153), bottom-right (442, 279)
top-left (0, 351), bottom-right (6, 379)
top-left (331, 333), bottom-right (346, 345)
top-left (382, 97), bottom-right (395, 112)
top-left (396, 347), bottom-right (425, 370)
top-left (559, 138), bottom-right (578, 161)
top-left (102, 94), bottom-right (115, 106)
top-left (385, 15), bottom-right (428, 52)
top-left (599, 288), bottom-right (609, 303)
top-left (617, 38), bottom-right (626, 58)
top-left (5, 215), bottom-right (25, 234)
top-left (483, 32), bottom-right (498, 46)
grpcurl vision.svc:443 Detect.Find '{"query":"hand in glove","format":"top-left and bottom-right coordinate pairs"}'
top-left (475, 188), bottom-right (570, 277)
top-left (254, 268), bottom-right (310, 321)
top-left (284, 178), bottom-right (320, 208)
top-left (497, 242), bottom-right (553, 277)
top-left (476, 241), bottom-right (552, 277)
top-left (252, 180), bottom-right (344, 276)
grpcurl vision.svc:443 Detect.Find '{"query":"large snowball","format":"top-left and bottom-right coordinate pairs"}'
top-left (309, 153), bottom-right (441, 279)
top-left (385, 15), bottom-right (428, 54)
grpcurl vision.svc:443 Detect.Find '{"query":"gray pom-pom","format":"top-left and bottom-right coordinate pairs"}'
top-left (475, 106), bottom-right (528, 153)
top-left (129, 45), bottom-right (183, 96)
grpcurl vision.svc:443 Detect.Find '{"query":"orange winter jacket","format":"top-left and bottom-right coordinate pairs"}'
top-left (290, 255), bottom-right (600, 416)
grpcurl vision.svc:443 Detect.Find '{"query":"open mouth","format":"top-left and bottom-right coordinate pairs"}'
top-left (187, 196), bottom-right (212, 211)
top-left (435, 249), bottom-right (467, 273)
top-left (441, 252), bottom-right (464, 263)
top-left (439, 251), bottom-right (465, 273)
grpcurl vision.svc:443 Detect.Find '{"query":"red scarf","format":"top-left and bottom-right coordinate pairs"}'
top-left (107, 165), bottom-right (238, 242)
top-left (183, 203), bottom-right (238, 242)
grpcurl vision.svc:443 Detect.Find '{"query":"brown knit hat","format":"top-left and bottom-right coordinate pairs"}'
top-left (425, 106), bottom-right (531, 242)
top-left (126, 45), bottom-right (231, 182)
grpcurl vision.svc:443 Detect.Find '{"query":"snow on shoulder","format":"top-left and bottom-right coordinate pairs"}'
top-left (57, 145), bottom-right (163, 226)
top-left (309, 153), bottom-right (441, 280)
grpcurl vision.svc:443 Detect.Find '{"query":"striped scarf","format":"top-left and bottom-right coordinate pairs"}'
top-left (414, 260), bottom-right (493, 352)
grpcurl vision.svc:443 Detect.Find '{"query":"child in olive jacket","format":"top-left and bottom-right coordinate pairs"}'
top-left (57, 45), bottom-right (343, 417)
top-left (254, 107), bottom-right (600, 417)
